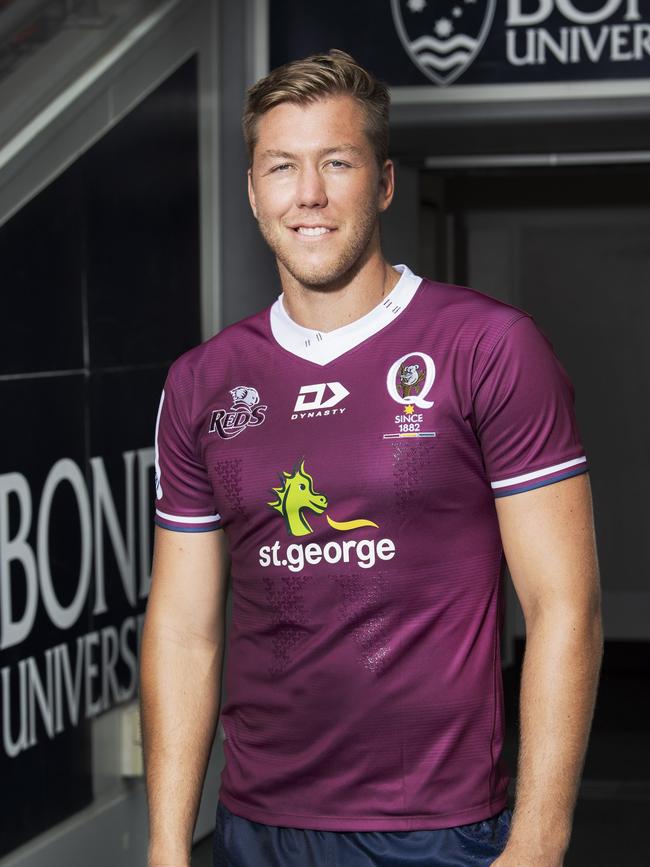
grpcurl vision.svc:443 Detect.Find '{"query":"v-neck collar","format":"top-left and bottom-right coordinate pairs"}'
top-left (268, 264), bottom-right (422, 366)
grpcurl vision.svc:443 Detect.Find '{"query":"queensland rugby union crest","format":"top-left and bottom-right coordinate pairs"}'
top-left (384, 351), bottom-right (437, 440)
top-left (391, 0), bottom-right (496, 86)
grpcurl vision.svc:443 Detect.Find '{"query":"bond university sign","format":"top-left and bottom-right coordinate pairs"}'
top-left (270, 0), bottom-right (650, 93)
top-left (392, 0), bottom-right (649, 84)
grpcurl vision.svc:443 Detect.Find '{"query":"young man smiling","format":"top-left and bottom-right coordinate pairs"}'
top-left (140, 51), bottom-right (603, 867)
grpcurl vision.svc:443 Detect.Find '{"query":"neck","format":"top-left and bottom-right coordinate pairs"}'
top-left (278, 241), bottom-right (400, 333)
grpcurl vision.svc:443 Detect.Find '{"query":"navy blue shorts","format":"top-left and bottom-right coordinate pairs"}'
top-left (213, 800), bottom-right (512, 866)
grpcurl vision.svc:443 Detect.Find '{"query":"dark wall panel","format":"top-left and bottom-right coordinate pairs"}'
top-left (85, 58), bottom-right (200, 367)
top-left (0, 165), bottom-right (84, 375)
top-left (0, 56), bottom-right (201, 856)
top-left (0, 374), bottom-right (92, 843)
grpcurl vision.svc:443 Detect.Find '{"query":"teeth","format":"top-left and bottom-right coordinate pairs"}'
top-left (297, 226), bottom-right (331, 236)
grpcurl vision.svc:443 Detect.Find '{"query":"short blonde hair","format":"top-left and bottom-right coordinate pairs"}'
top-left (242, 49), bottom-right (390, 168)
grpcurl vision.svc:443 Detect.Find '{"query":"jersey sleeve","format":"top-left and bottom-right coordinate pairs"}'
top-left (472, 314), bottom-right (588, 498)
top-left (153, 367), bottom-right (221, 532)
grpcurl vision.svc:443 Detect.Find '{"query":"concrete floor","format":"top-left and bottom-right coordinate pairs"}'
top-left (192, 642), bottom-right (649, 866)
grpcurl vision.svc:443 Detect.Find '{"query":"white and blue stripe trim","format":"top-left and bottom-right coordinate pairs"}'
top-left (491, 456), bottom-right (588, 498)
top-left (155, 509), bottom-right (221, 532)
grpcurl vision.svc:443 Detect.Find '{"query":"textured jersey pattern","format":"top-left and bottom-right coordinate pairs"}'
top-left (153, 266), bottom-right (588, 831)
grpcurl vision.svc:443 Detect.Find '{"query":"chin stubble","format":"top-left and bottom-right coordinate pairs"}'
top-left (256, 200), bottom-right (379, 291)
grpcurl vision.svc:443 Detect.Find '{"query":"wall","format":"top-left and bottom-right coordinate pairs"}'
top-left (218, 0), bottom-right (277, 327)
top-left (460, 170), bottom-right (650, 640)
top-left (0, 1), bottom-right (227, 864)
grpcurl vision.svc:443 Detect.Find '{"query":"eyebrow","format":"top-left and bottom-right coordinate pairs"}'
top-left (260, 144), bottom-right (364, 160)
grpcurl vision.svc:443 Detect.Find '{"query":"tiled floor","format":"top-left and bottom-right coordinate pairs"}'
top-left (193, 643), bottom-right (649, 865)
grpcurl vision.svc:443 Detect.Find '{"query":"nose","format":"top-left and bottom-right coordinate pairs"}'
top-left (295, 164), bottom-right (328, 209)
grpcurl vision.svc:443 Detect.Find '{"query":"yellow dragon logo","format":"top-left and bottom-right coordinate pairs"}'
top-left (268, 460), bottom-right (378, 537)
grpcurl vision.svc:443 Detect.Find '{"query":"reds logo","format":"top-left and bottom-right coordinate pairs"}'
top-left (208, 386), bottom-right (267, 440)
top-left (391, 0), bottom-right (496, 86)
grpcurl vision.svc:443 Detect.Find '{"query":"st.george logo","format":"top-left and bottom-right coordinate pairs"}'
top-left (391, 0), bottom-right (496, 86)
top-left (209, 386), bottom-right (267, 440)
top-left (268, 460), bottom-right (377, 537)
top-left (259, 460), bottom-right (396, 573)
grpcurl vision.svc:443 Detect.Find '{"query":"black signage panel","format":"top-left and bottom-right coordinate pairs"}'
top-left (270, 0), bottom-right (650, 89)
top-left (0, 58), bottom-right (201, 856)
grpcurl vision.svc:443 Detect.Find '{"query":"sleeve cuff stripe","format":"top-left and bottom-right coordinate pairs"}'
top-left (493, 465), bottom-right (588, 498)
top-left (155, 518), bottom-right (220, 533)
top-left (155, 509), bottom-right (221, 524)
top-left (490, 456), bottom-right (587, 490)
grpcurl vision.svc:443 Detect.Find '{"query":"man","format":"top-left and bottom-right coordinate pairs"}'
top-left (140, 50), bottom-right (603, 867)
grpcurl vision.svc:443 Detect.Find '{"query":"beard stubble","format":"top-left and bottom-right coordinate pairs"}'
top-left (256, 188), bottom-right (381, 292)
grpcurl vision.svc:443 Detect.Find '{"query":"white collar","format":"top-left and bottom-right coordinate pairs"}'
top-left (269, 264), bottom-right (422, 366)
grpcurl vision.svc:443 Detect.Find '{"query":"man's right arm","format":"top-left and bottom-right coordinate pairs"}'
top-left (139, 525), bottom-right (230, 867)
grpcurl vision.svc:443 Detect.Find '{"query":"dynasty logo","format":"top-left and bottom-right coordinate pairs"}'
top-left (291, 381), bottom-right (349, 420)
top-left (259, 460), bottom-right (396, 572)
top-left (209, 386), bottom-right (267, 439)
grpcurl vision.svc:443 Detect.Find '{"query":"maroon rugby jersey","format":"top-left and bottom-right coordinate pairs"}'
top-left (153, 264), bottom-right (588, 831)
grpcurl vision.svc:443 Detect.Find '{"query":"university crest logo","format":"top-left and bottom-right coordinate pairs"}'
top-left (391, 0), bottom-right (496, 86)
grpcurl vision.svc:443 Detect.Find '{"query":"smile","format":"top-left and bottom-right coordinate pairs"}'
top-left (293, 226), bottom-right (334, 236)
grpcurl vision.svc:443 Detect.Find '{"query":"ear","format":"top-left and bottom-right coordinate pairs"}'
top-left (377, 159), bottom-right (395, 214)
top-left (247, 168), bottom-right (258, 220)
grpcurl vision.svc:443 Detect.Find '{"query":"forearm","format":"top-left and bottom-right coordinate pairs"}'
top-left (140, 616), bottom-right (224, 867)
top-left (506, 607), bottom-right (603, 863)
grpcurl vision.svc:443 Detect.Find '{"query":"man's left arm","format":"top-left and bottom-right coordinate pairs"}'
top-left (491, 471), bottom-right (603, 867)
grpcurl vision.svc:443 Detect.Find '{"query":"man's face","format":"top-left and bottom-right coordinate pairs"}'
top-left (247, 95), bottom-right (394, 290)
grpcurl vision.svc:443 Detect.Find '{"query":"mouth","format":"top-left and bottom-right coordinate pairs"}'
top-left (289, 225), bottom-right (336, 238)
